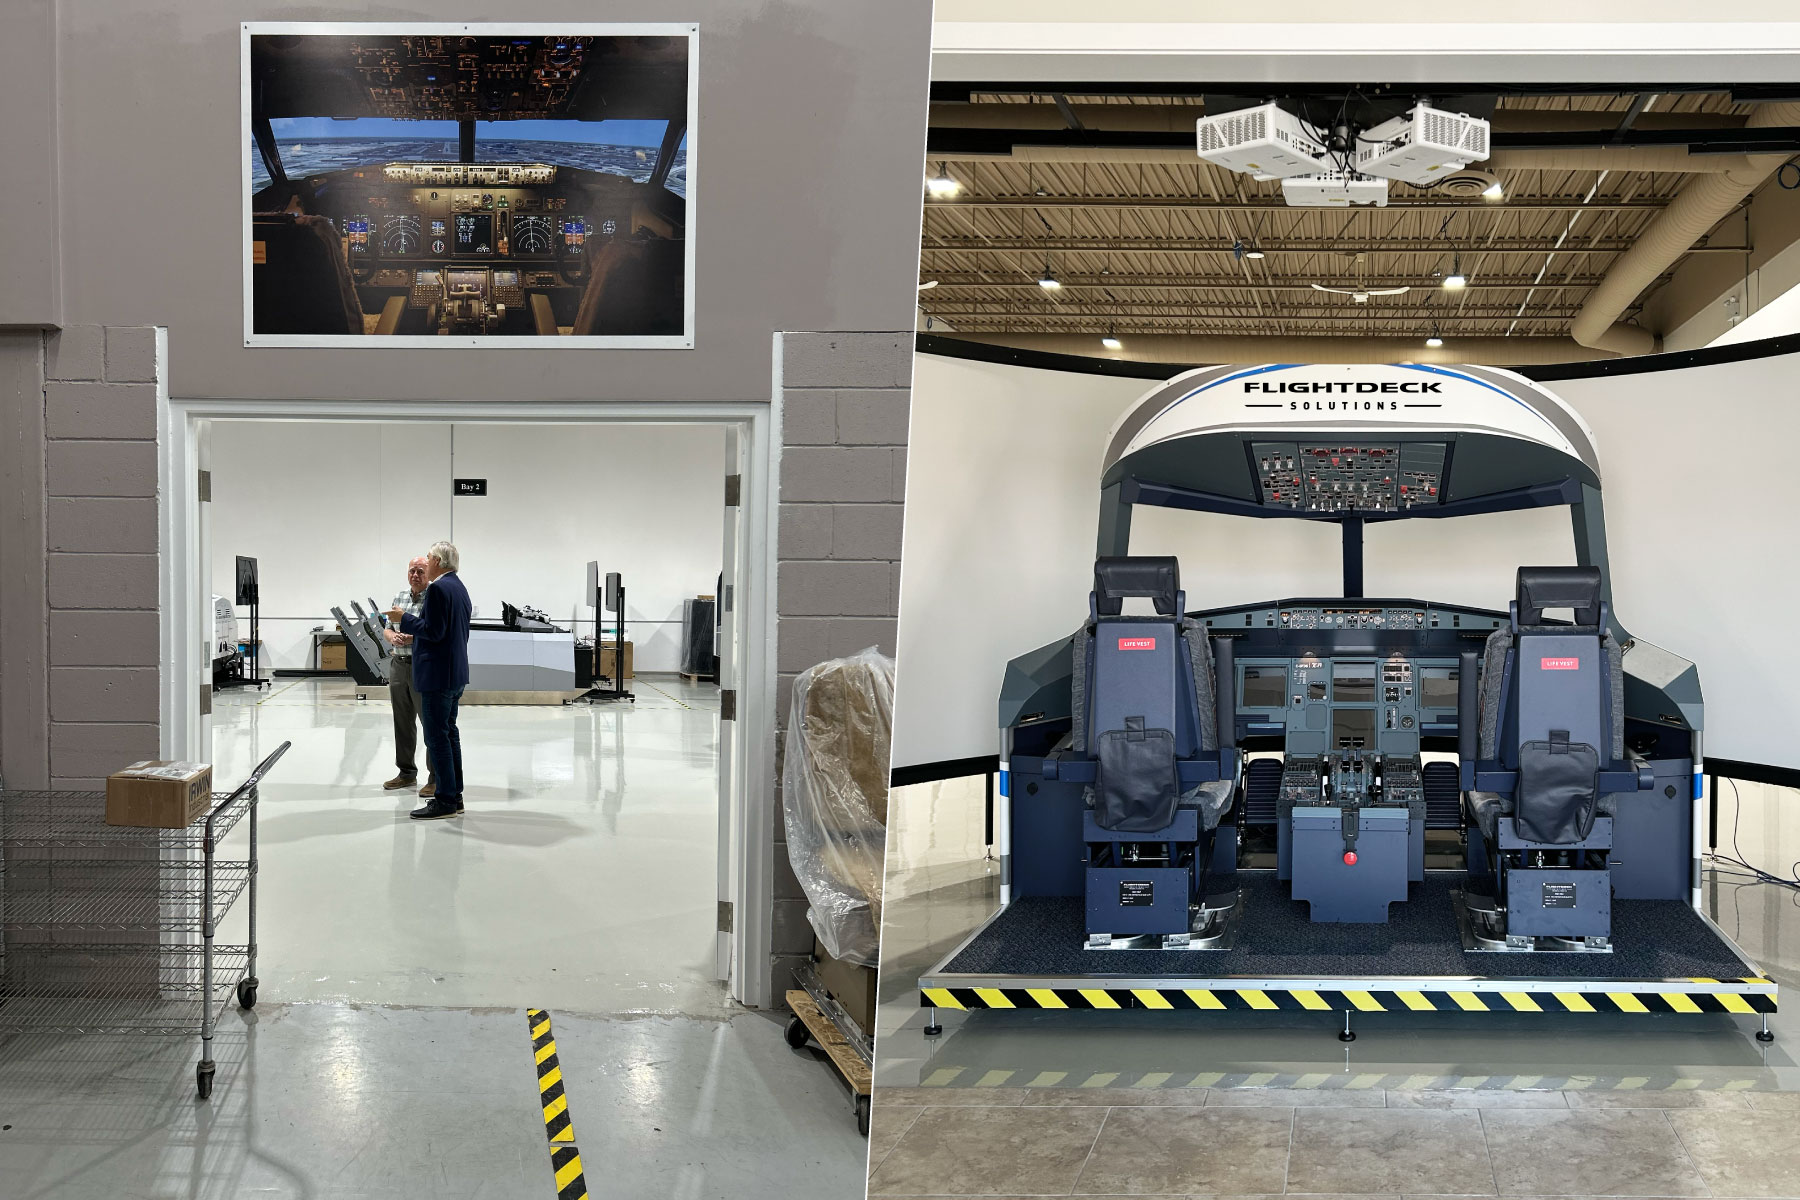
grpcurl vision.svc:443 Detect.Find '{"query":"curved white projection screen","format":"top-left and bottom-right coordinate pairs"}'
top-left (893, 349), bottom-right (1800, 771)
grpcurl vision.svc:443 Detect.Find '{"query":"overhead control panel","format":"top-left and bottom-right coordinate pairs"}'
top-left (1252, 441), bottom-right (1448, 513)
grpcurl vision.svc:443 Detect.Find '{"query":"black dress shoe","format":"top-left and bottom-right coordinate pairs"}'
top-left (410, 798), bottom-right (462, 820)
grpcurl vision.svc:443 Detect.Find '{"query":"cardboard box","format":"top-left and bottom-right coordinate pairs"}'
top-left (319, 641), bottom-right (347, 672)
top-left (812, 935), bottom-right (877, 1037)
top-left (597, 640), bottom-right (634, 681)
top-left (106, 761), bottom-right (214, 829)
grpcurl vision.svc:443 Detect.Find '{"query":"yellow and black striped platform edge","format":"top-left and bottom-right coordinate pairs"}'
top-left (921, 980), bottom-right (1776, 1015)
top-left (528, 1009), bottom-right (588, 1200)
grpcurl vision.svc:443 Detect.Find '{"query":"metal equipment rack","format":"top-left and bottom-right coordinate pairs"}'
top-left (0, 742), bottom-right (291, 1098)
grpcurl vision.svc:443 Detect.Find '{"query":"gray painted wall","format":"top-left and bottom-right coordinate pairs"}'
top-left (3, 0), bottom-right (931, 402)
top-left (0, 2), bottom-right (930, 1006)
top-left (771, 331), bottom-right (911, 1001)
top-left (0, 327), bottom-right (163, 790)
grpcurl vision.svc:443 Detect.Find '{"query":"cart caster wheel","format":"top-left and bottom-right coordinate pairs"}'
top-left (855, 1094), bottom-right (871, 1137)
top-left (196, 1063), bottom-right (215, 1100)
top-left (236, 979), bottom-right (258, 1010)
top-left (784, 1015), bottom-right (810, 1048)
top-left (1758, 1029), bottom-right (1776, 1043)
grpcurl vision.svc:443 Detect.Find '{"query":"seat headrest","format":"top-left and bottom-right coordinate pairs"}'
top-left (1516, 565), bottom-right (1603, 629)
top-left (1094, 556), bottom-right (1180, 617)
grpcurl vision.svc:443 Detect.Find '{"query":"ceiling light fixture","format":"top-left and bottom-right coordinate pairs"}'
top-left (1102, 332), bottom-right (1123, 350)
top-left (1244, 246), bottom-right (1266, 260)
top-left (925, 163), bottom-right (962, 198)
top-left (1425, 325), bottom-right (1444, 349)
top-left (1442, 254), bottom-right (1468, 290)
top-left (1481, 180), bottom-right (1504, 200)
top-left (1037, 263), bottom-right (1061, 290)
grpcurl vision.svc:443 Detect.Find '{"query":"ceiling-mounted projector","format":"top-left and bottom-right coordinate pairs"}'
top-left (1356, 104), bottom-right (1491, 185)
top-left (1198, 99), bottom-right (1491, 206)
top-left (1195, 102), bottom-right (1332, 179)
top-left (1282, 171), bottom-right (1389, 208)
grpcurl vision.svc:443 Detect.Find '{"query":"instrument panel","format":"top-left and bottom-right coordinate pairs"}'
top-left (1201, 600), bottom-right (1503, 752)
top-left (342, 185), bottom-right (596, 265)
top-left (1253, 440), bottom-right (1448, 513)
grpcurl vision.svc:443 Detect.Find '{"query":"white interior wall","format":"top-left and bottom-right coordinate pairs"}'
top-left (893, 351), bottom-right (1800, 773)
top-left (209, 421), bottom-right (724, 673)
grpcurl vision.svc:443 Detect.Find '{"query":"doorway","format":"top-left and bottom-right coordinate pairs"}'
top-left (157, 399), bottom-right (775, 1010)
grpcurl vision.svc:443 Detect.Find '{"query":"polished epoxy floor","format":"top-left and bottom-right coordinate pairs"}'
top-left (871, 776), bottom-right (1800, 1197)
top-left (0, 677), bottom-right (867, 1199)
top-left (211, 676), bottom-right (727, 1015)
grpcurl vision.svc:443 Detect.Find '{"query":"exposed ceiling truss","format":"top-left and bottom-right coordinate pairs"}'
top-left (917, 88), bottom-right (1787, 355)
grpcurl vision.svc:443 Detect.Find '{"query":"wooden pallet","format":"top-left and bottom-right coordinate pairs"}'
top-left (678, 671), bottom-right (716, 683)
top-left (785, 989), bottom-right (872, 1133)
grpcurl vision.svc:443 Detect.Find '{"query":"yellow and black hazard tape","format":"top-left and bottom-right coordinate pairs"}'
top-left (528, 1009), bottom-right (588, 1200)
top-left (921, 980), bottom-right (1777, 1015)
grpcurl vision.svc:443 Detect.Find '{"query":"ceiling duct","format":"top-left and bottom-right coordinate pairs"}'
top-left (1570, 101), bottom-right (1800, 355)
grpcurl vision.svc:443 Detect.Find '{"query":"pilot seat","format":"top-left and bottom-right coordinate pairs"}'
top-left (1055, 557), bottom-right (1238, 949)
top-left (1460, 566), bottom-right (1655, 951)
top-left (252, 213), bottom-right (367, 336)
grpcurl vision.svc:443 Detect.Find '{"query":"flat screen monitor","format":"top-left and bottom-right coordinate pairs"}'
top-left (1419, 666), bottom-right (1460, 710)
top-left (1239, 666), bottom-right (1287, 709)
top-left (234, 555), bottom-right (259, 606)
top-left (1331, 661), bottom-right (1376, 704)
top-left (604, 572), bottom-right (622, 615)
top-left (1331, 707), bottom-right (1376, 750)
top-left (587, 561), bottom-right (600, 612)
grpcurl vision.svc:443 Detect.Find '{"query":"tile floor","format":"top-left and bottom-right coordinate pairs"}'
top-left (0, 678), bottom-right (868, 1199)
top-left (867, 1083), bottom-right (1800, 1198)
top-left (870, 776), bottom-right (1800, 1197)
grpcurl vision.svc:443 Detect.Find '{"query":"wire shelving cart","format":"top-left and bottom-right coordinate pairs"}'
top-left (0, 741), bottom-right (290, 1098)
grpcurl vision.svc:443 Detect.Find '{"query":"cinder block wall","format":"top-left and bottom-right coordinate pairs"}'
top-left (771, 331), bottom-right (912, 1001)
top-left (0, 326), bottom-right (162, 791)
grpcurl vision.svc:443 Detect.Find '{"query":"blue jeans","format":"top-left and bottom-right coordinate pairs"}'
top-left (418, 686), bottom-right (465, 802)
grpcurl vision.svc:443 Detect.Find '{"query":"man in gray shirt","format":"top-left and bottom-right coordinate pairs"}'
top-left (382, 555), bottom-right (436, 796)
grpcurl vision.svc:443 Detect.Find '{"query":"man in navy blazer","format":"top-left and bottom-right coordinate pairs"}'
top-left (390, 540), bottom-right (472, 820)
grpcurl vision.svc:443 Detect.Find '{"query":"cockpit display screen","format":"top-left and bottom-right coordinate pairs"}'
top-left (1332, 708), bottom-right (1375, 750)
top-left (1240, 666), bottom-right (1287, 709)
top-left (1419, 666), bottom-right (1460, 709)
top-left (1331, 662), bottom-right (1376, 703)
top-left (454, 213), bottom-right (494, 256)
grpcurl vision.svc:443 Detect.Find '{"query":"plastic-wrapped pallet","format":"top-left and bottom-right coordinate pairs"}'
top-left (781, 646), bottom-right (893, 967)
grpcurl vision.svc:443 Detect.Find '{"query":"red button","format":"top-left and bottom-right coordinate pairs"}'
top-left (1343, 851), bottom-right (1358, 865)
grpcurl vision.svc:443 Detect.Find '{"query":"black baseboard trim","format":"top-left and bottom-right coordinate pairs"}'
top-left (272, 668), bottom-right (351, 678)
top-left (891, 754), bottom-right (999, 788)
top-left (1706, 757), bottom-right (1800, 791)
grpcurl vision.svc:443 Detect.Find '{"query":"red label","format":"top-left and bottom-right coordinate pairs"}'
top-left (1118, 637), bottom-right (1156, 651)
top-left (1540, 657), bottom-right (1580, 670)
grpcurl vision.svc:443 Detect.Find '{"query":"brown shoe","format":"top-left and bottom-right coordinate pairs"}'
top-left (383, 774), bottom-right (418, 791)
top-left (418, 783), bottom-right (436, 798)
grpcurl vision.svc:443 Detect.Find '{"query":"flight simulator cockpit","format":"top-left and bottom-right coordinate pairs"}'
top-left (920, 363), bottom-right (1772, 1030)
top-left (248, 33), bottom-right (688, 338)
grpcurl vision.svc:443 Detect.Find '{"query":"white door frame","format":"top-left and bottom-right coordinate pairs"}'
top-left (156, 395), bottom-right (777, 1009)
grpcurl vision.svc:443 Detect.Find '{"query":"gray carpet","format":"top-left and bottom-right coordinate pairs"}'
top-left (939, 874), bottom-right (1754, 981)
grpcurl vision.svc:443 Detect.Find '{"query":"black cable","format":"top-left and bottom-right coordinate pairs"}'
top-left (1702, 777), bottom-right (1800, 893)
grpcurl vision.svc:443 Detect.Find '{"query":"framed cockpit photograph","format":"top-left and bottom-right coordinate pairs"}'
top-left (242, 23), bottom-right (696, 348)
